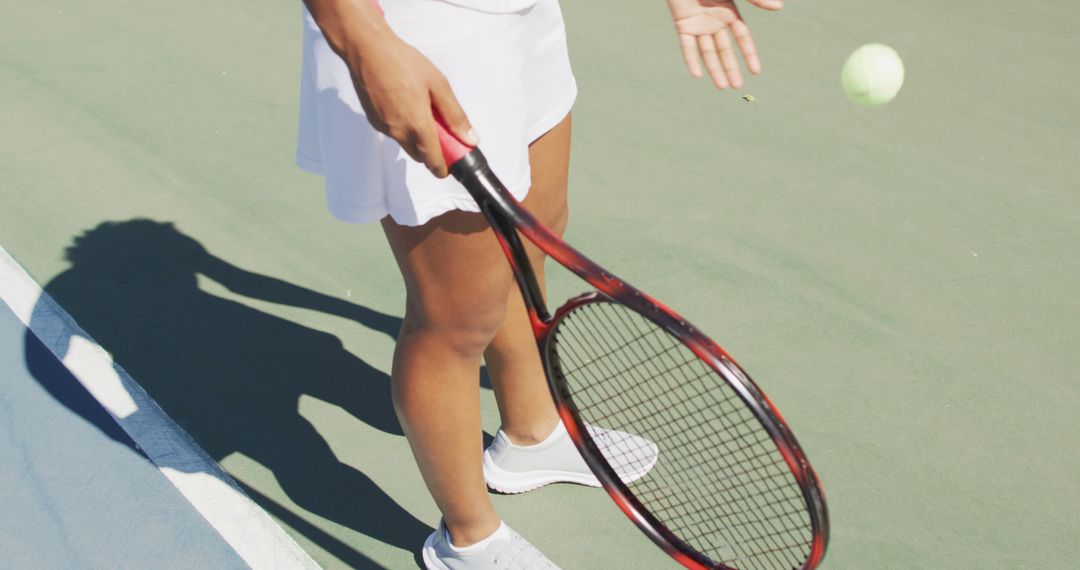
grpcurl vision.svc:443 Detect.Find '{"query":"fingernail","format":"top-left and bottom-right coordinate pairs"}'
top-left (466, 128), bottom-right (479, 145)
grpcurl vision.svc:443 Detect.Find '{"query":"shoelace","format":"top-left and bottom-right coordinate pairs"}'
top-left (490, 534), bottom-right (557, 570)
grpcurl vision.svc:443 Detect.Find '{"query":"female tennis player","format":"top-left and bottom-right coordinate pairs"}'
top-left (296, 0), bottom-right (783, 567)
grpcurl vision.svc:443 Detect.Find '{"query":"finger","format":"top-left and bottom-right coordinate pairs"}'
top-left (679, 34), bottom-right (703, 79)
top-left (730, 19), bottom-right (761, 74)
top-left (714, 29), bottom-right (743, 89)
top-left (418, 133), bottom-right (448, 178)
top-left (746, 0), bottom-right (784, 10)
top-left (697, 34), bottom-right (728, 89)
top-left (408, 112), bottom-right (449, 178)
top-left (397, 131), bottom-right (425, 167)
top-left (430, 77), bottom-right (479, 146)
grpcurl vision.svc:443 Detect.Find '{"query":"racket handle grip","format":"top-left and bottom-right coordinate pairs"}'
top-left (434, 111), bottom-right (475, 169)
top-left (368, 0), bottom-right (474, 168)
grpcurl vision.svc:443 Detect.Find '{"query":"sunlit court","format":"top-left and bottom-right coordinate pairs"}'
top-left (2, 1), bottom-right (1077, 568)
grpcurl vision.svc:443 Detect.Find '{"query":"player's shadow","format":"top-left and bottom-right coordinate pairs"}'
top-left (26, 218), bottom-right (435, 568)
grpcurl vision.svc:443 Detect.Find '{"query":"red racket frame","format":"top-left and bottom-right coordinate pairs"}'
top-left (342, 0), bottom-right (827, 563)
top-left (446, 146), bottom-right (829, 570)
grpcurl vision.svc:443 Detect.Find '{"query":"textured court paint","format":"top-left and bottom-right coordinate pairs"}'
top-left (560, 2), bottom-right (1080, 569)
top-left (0, 247), bottom-right (320, 569)
top-left (448, 145), bottom-right (829, 566)
top-left (0, 301), bottom-right (249, 570)
top-left (1, 0), bottom-right (1078, 568)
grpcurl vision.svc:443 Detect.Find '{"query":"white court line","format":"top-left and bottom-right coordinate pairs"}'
top-left (0, 244), bottom-right (320, 570)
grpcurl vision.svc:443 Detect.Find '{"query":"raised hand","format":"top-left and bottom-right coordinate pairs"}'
top-left (666, 0), bottom-right (784, 89)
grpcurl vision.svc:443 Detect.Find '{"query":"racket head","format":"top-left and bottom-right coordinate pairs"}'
top-left (540, 292), bottom-right (828, 570)
top-left (443, 147), bottom-right (828, 569)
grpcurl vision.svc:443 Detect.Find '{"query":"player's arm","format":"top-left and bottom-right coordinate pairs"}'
top-left (302, 0), bottom-right (477, 177)
top-left (666, 0), bottom-right (783, 89)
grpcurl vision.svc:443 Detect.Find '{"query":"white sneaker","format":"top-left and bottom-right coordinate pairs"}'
top-left (483, 421), bottom-right (659, 494)
top-left (422, 520), bottom-right (561, 570)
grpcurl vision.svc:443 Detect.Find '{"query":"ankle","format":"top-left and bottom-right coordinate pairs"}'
top-left (445, 516), bottom-right (502, 548)
top-left (501, 417), bottom-right (561, 446)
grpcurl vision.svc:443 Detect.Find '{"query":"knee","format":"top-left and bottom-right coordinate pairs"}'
top-left (401, 288), bottom-right (508, 358)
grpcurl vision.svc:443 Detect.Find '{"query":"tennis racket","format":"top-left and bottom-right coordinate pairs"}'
top-left (435, 120), bottom-right (828, 570)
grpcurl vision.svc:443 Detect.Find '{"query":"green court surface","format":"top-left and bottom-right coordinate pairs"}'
top-left (2, 0), bottom-right (1078, 568)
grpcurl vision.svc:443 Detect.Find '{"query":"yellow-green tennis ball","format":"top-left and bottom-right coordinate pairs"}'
top-left (842, 44), bottom-right (904, 107)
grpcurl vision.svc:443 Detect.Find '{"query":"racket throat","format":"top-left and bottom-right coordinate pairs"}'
top-left (486, 204), bottom-right (551, 324)
top-left (448, 149), bottom-right (552, 324)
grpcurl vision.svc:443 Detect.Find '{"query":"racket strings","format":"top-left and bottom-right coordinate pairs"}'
top-left (587, 307), bottom-right (800, 518)
top-left (559, 345), bottom-right (803, 570)
top-left (562, 305), bottom-right (803, 536)
top-left (626, 356), bottom-right (812, 570)
top-left (551, 301), bottom-right (812, 570)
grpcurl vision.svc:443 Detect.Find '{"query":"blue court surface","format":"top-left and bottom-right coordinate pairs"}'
top-left (0, 299), bottom-right (246, 568)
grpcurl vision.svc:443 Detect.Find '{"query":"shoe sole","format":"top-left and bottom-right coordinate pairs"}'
top-left (482, 449), bottom-right (603, 494)
top-left (483, 447), bottom-right (661, 494)
top-left (421, 531), bottom-right (448, 570)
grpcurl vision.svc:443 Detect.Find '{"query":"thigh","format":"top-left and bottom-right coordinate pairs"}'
top-left (382, 210), bottom-right (512, 338)
top-left (526, 113), bottom-right (572, 240)
top-left (381, 112), bottom-right (571, 334)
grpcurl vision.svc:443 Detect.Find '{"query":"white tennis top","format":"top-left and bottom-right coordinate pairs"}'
top-left (440, 0), bottom-right (539, 13)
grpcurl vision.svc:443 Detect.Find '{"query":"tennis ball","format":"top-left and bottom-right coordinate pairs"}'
top-left (841, 44), bottom-right (904, 107)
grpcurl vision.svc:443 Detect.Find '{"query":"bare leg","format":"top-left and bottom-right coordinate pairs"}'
top-left (382, 210), bottom-right (509, 547)
top-left (380, 114), bottom-right (571, 546)
top-left (484, 114), bottom-right (572, 444)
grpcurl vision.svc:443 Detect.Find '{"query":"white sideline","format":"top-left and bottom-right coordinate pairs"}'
top-left (0, 245), bottom-right (320, 570)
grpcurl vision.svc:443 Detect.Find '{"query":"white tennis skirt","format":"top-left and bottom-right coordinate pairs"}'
top-left (295, 0), bottom-right (577, 226)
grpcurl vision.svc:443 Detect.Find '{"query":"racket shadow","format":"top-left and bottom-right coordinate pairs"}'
top-left (26, 218), bottom-right (431, 562)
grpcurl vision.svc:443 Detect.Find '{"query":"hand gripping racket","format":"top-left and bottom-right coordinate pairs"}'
top-left (436, 121), bottom-right (828, 570)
